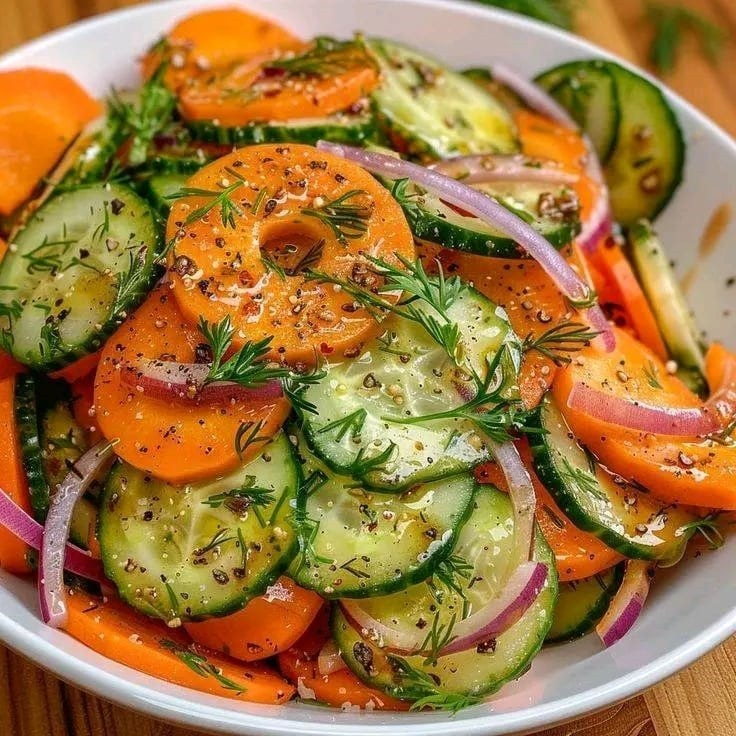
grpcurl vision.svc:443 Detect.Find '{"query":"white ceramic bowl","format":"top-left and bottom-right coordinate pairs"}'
top-left (1, 1), bottom-right (735, 734)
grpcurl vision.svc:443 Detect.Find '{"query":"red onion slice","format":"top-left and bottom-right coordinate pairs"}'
top-left (317, 141), bottom-right (615, 353)
top-left (0, 490), bottom-right (105, 581)
top-left (431, 154), bottom-right (579, 186)
top-left (39, 441), bottom-right (114, 628)
top-left (341, 562), bottom-right (547, 657)
top-left (122, 359), bottom-right (284, 405)
top-left (439, 561), bottom-right (548, 656)
top-left (489, 64), bottom-right (613, 255)
top-left (490, 440), bottom-right (536, 569)
top-left (317, 639), bottom-right (347, 675)
top-left (596, 561), bottom-right (653, 647)
top-left (567, 382), bottom-right (720, 436)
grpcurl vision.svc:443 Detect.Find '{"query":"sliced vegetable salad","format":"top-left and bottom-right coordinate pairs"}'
top-left (0, 5), bottom-right (734, 714)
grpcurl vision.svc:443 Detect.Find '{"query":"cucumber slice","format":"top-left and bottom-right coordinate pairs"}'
top-left (0, 183), bottom-right (162, 370)
top-left (462, 68), bottom-right (526, 115)
top-left (301, 284), bottom-right (521, 490)
top-left (529, 396), bottom-right (698, 561)
top-left (367, 39), bottom-right (517, 158)
top-left (143, 172), bottom-right (189, 217)
top-left (186, 111), bottom-right (378, 147)
top-left (628, 219), bottom-right (707, 396)
top-left (333, 486), bottom-right (558, 701)
top-left (289, 436), bottom-right (477, 598)
top-left (99, 433), bottom-right (298, 622)
top-left (604, 63), bottom-right (684, 225)
top-left (14, 374), bottom-right (98, 547)
top-left (388, 176), bottom-right (580, 257)
top-left (145, 154), bottom-right (208, 175)
top-left (534, 60), bottom-right (620, 163)
top-left (546, 564), bottom-right (624, 643)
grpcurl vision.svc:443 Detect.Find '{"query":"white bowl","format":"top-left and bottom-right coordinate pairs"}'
top-left (1, 1), bottom-right (735, 734)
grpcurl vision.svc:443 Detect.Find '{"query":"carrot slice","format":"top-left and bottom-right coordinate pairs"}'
top-left (553, 327), bottom-right (736, 510)
top-left (178, 47), bottom-right (378, 126)
top-left (94, 285), bottom-right (290, 484)
top-left (142, 7), bottom-right (304, 90)
top-left (705, 343), bottom-right (736, 396)
top-left (516, 110), bottom-right (598, 224)
top-left (0, 69), bottom-right (101, 215)
top-left (49, 351), bottom-right (100, 384)
top-left (185, 577), bottom-right (323, 662)
top-left (475, 443), bottom-right (621, 581)
top-left (70, 373), bottom-right (100, 436)
top-left (65, 590), bottom-right (294, 704)
top-left (277, 608), bottom-right (409, 711)
top-left (167, 144), bottom-right (415, 365)
top-left (0, 376), bottom-right (33, 574)
top-left (417, 241), bottom-right (578, 408)
top-left (591, 241), bottom-right (668, 360)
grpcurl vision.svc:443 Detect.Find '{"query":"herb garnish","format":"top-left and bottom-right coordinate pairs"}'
top-left (522, 321), bottom-right (599, 366)
top-left (680, 516), bottom-right (725, 550)
top-left (317, 408), bottom-right (368, 441)
top-left (234, 420), bottom-right (271, 460)
top-left (202, 477), bottom-right (275, 526)
top-left (267, 37), bottom-right (370, 78)
top-left (303, 190), bottom-right (371, 245)
top-left (160, 640), bottom-right (245, 695)
top-left (644, 360), bottom-right (663, 390)
top-left (169, 171), bottom-right (246, 229)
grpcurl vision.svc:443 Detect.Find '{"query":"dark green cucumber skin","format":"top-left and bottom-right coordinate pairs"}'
top-left (0, 184), bottom-right (164, 372)
top-left (14, 374), bottom-right (49, 520)
top-left (397, 193), bottom-right (579, 257)
top-left (534, 60), bottom-right (621, 164)
top-left (527, 401), bottom-right (694, 561)
top-left (545, 564), bottom-right (624, 644)
top-left (142, 173), bottom-right (189, 217)
top-left (186, 116), bottom-right (378, 147)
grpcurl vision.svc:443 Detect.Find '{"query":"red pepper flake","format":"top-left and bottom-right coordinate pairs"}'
top-left (320, 342), bottom-right (334, 354)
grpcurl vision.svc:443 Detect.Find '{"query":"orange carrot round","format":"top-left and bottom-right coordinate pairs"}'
top-left (94, 284), bottom-right (290, 485)
top-left (64, 590), bottom-right (294, 704)
top-left (0, 376), bottom-right (33, 574)
top-left (142, 7), bottom-right (304, 90)
top-left (553, 328), bottom-right (736, 510)
top-left (49, 352), bottom-right (100, 384)
top-left (179, 50), bottom-right (379, 126)
top-left (70, 374), bottom-right (100, 436)
top-left (277, 608), bottom-right (409, 711)
top-left (475, 443), bottom-right (622, 581)
top-left (0, 69), bottom-right (101, 215)
top-left (185, 577), bottom-right (323, 662)
top-left (167, 144), bottom-right (415, 365)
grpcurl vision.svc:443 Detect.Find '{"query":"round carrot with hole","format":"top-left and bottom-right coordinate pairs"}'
top-left (166, 144), bottom-right (415, 365)
top-left (0, 376), bottom-right (33, 574)
top-left (0, 69), bottom-right (101, 215)
top-left (178, 44), bottom-right (379, 126)
top-left (185, 577), bottom-right (323, 662)
top-left (554, 328), bottom-right (736, 510)
top-left (475, 443), bottom-right (622, 581)
top-left (277, 608), bottom-right (409, 711)
top-left (94, 284), bottom-right (290, 485)
top-left (65, 590), bottom-right (294, 704)
top-left (141, 7), bottom-right (304, 91)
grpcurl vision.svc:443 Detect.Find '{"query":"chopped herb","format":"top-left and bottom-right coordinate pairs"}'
top-left (419, 612), bottom-right (457, 667)
top-left (680, 516), bottom-right (725, 550)
top-left (267, 37), bottom-right (370, 78)
top-left (193, 528), bottom-right (235, 557)
top-left (560, 456), bottom-right (605, 500)
top-left (202, 478), bottom-right (275, 527)
top-left (160, 640), bottom-right (245, 695)
top-left (234, 419), bottom-right (270, 460)
top-left (168, 178), bottom-right (245, 229)
top-left (644, 360), bottom-right (663, 389)
top-left (522, 321), bottom-right (599, 366)
top-left (317, 408), bottom-right (368, 441)
top-left (341, 441), bottom-right (398, 477)
top-left (303, 189), bottom-right (371, 245)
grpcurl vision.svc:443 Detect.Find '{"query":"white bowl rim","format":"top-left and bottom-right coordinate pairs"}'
top-left (1, 1), bottom-right (735, 735)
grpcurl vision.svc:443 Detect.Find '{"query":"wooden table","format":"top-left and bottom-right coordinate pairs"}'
top-left (1, 1), bottom-right (735, 734)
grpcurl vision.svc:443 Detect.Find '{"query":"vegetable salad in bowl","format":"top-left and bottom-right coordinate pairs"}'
top-left (0, 4), bottom-right (733, 715)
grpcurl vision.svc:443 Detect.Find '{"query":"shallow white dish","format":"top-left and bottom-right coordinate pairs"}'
top-left (1, 1), bottom-right (735, 734)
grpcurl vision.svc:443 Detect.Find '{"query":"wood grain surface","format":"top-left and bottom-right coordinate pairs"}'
top-left (1, 1), bottom-right (735, 735)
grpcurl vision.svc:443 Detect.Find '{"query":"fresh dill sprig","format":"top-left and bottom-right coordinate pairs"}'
top-left (234, 420), bottom-right (270, 460)
top-left (387, 656), bottom-right (482, 713)
top-left (646, 2), bottom-right (725, 75)
top-left (560, 457), bottom-right (605, 500)
top-left (283, 366), bottom-right (328, 417)
top-left (112, 248), bottom-right (151, 315)
top-left (267, 37), bottom-right (369, 78)
top-left (160, 640), bottom-right (245, 695)
top-left (680, 515), bottom-right (725, 550)
top-left (522, 321), bottom-right (598, 366)
top-left (342, 441), bottom-right (398, 477)
top-left (644, 360), bottom-right (663, 390)
top-left (168, 177), bottom-right (245, 229)
top-left (419, 612), bottom-right (457, 667)
top-left (317, 408), bottom-right (368, 442)
top-left (434, 554), bottom-right (474, 599)
top-left (39, 321), bottom-right (63, 359)
top-left (202, 478), bottom-right (275, 527)
top-left (192, 528), bottom-right (235, 557)
top-left (108, 64), bottom-right (177, 166)
top-left (303, 190), bottom-right (371, 245)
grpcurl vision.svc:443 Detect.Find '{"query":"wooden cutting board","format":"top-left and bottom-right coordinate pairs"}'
top-left (0, 1), bottom-right (735, 735)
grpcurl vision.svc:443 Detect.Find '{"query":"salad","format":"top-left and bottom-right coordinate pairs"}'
top-left (0, 5), bottom-right (734, 714)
